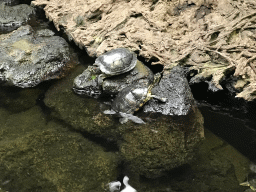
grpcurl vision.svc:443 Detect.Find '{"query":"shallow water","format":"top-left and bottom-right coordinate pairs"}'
top-left (0, 84), bottom-right (253, 191)
top-left (0, 3), bottom-right (256, 192)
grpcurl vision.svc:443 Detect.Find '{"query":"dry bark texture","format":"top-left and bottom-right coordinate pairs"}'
top-left (31, 0), bottom-right (256, 101)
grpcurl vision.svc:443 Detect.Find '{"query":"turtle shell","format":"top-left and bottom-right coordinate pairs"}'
top-left (111, 84), bottom-right (149, 114)
top-left (95, 48), bottom-right (137, 75)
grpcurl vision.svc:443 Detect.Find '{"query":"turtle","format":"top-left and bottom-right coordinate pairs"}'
top-left (94, 48), bottom-right (137, 85)
top-left (73, 65), bottom-right (102, 98)
top-left (73, 60), bottom-right (154, 99)
top-left (104, 73), bottom-right (167, 124)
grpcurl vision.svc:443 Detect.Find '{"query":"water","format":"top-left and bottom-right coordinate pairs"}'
top-left (0, 3), bottom-right (255, 192)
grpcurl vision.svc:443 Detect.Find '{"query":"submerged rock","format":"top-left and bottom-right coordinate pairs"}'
top-left (144, 66), bottom-right (196, 116)
top-left (44, 65), bottom-right (118, 138)
top-left (0, 25), bottom-right (74, 88)
top-left (45, 64), bottom-right (204, 178)
top-left (0, 106), bottom-right (119, 191)
top-left (0, 86), bottom-right (43, 113)
top-left (120, 107), bottom-right (204, 178)
top-left (0, 3), bottom-right (35, 33)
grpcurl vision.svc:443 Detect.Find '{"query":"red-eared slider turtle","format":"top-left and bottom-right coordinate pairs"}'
top-left (104, 73), bottom-right (167, 124)
top-left (94, 48), bottom-right (137, 84)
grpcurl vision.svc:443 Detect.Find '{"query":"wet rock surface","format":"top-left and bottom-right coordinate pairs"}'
top-left (136, 129), bottom-right (248, 192)
top-left (44, 63), bottom-right (204, 178)
top-left (120, 107), bottom-right (204, 178)
top-left (144, 66), bottom-right (196, 116)
top-left (0, 25), bottom-right (75, 88)
top-left (0, 3), bottom-right (35, 33)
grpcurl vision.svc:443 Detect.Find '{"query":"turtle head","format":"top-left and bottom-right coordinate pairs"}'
top-left (73, 73), bottom-right (102, 98)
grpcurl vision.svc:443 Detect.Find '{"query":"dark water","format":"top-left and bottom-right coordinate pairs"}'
top-left (199, 105), bottom-right (256, 161)
top-left (190, 81), bottom-right (256, 162)
top-left (0, 2), bottom-right (256, 192)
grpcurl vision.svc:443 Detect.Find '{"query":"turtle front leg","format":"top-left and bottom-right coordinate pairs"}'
top-left (97, 74), bottom-right (107, 86)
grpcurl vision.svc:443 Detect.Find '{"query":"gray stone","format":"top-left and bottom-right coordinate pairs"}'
top-left (0, 0), bottom-right (20, 6)
top-left (35, 29), bottom-right (55, 37)
top-left (45, 65), bottom-right (204, 179)
top-left (143, 66), bottom-right (196, 116)
top-left (0, 25), bottom-right (74, 88)
top-left (0, 3), bottom-right (35, 33)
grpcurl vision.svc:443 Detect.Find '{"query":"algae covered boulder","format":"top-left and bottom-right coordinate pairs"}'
top-left (0, 25), bottom-right (75, 88)
top-left (0, 106), bottom-right (119, 191)
top-left (44, 63), bottom-right (204, 178)
top-left (44, 65), bottom-right (119, 139)
top-left (120, 108), bottom-right (204, 178)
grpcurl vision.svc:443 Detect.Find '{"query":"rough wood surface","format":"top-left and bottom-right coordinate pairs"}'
top-left (31, 0), bottom-right (256, 101)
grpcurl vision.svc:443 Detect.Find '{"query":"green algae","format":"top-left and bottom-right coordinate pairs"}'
top-left (44, 65), bottom-right (119, 139)
top-left (125, 129), bottom-right (249, 192)
top-left (0, 106), bottom-right (119, 191)
top-left (43, 64), bottom-right (205, 178)
top-left (120, 108), bottom-right (204, 178)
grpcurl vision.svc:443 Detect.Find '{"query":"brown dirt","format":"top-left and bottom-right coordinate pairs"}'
top-left (31, 0), bottom-right (256, 101)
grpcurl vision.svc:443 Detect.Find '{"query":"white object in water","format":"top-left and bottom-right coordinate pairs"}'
top-left (108, 181), bottom-right (121, 192)
top-left (121, 176), bottom-right (137, 192)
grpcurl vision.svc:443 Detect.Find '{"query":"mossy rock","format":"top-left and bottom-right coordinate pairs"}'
top-left (120, 108), bottom-right (204, 178)
top-left (0, 106), bottom-right (120, 191)
top-left (44, 65), bottom-right (120, 139)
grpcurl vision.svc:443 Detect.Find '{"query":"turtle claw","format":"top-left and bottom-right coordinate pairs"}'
top-left (104, 110), bottom-right (145, 124)
top-left (119, 112), bottom-right (146, 124)
top-left (103, 109), bottom-right (116, 115)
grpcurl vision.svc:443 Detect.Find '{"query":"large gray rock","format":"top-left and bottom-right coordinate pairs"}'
top-left (0, 25), bottom-right (74, 88)
top-left (45, 64), bottom-right (204, 179)
top-left (144, 66), bottom-right (196, 116)
top-left (1, 0), bottom-right (20, 6)
top-left (0, 3), bottom-right (35, 33)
